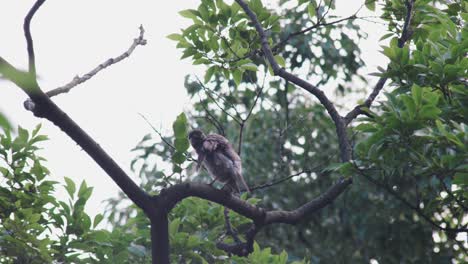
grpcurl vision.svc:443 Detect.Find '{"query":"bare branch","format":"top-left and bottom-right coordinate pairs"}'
top-left (23, 0), bottom-right (46, 78)
top-left (345, 0), bottom-right (415, 125)
top-left (46, 25), bottom-right (147, 98)
top-left (2, 2), bottom-right (151, 212)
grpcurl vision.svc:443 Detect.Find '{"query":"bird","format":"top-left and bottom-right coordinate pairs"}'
top-left (188, 129), bottom-right (250, 193)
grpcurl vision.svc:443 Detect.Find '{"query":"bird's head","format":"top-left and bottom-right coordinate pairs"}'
top-left (188, 129), bottom-right (205, 149)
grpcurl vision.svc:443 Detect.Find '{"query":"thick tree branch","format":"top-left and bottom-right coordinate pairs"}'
top-left (29, 88), bottom-right (152, 212)
top-left (264, 177), bottom-right (352, 224)
top-left (162, 178), bottom-right (352, 226)
top-left (23, 0), bottom-right (46, 78)
top-left (344, 0), bottom-right (415, 125)
top-left (1, 25), bottom-right (151, 216)
top-left (234, 0), bottom-right (351, 161)
top-left (159, 178), bottom-right (351, 256)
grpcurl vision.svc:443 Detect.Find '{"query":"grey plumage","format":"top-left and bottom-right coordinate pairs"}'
top-left (188, 129), bottom-right (250, 193)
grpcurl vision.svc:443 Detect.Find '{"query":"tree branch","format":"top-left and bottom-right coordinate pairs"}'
top-left (160, 178), bottom-right (351, 256)
top-left (234, 0), bottom-right (351, 161)
top-left (23, 0), bottom-right (46, 78)
top-left (46, 25), bottom-right (147, 98)
top-left (344, 0), bottom-right (415, 125)
top-left (0, 7), bottom-right (152, 214)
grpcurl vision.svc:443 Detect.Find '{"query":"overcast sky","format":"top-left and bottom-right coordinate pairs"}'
top-left (0, 0), bottom-right (386, 219)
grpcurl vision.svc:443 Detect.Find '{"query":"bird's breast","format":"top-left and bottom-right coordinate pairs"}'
top-left (204, 152), bottom-right (235, 182)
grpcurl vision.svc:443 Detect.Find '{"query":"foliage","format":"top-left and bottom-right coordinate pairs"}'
top-left (113, 0), bottom-right (467, 263)
top-left (2, 0), bottom-right (467, 263)
top-left (0, 126), bottom-right (152, 263)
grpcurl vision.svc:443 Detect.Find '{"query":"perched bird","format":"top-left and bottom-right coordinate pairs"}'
top-left (188, 129), bottom-right (250, 193)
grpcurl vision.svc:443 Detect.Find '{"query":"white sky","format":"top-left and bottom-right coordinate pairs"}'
top-left (0, 1), bottom-right (385, 219)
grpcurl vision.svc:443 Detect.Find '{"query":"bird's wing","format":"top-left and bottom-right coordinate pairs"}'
top-left (203, 134), bottom-right (241, 168)
top-left (202, 134), bottom-right (230, 153)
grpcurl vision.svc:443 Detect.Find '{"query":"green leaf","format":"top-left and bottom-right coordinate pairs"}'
top-left (419, 105), bottom-right (441, 119)
top-left (172, 151), bottom-right (186, 164)
top-left (90, 230), bottom-right (110, 242)
top-left (204, 66), bottom-right (216, 84)
top-left (307, 3), bottom-right (317, 18)
top-left (172, 113), bottom-right (188, 138)
top-left (179, 9), bottom-right (199, 20)
top-left (453, 173), bottom-right (468, 186)
top-left (169, 218), bottom-right (181, 235)
top-left (401, 95), bottom-right (416, 119)
top-left (93, 214), bottom-right (104, 228)
top-left (77, 180), bottom-right (88, 198)
top-left (18, 126), bottom-right (29, 143)
top-left (411, 84), bottom-right (423, 107)
top-left (365, 0), bottom-right (375, 11)
top-left (379, 33), bottom-right (394, 41)
top-left (64, 177), bottom-right (76, 198)
top-left (0, 113), bottom-right (11, 132)
top-left (274, 55), bottom-right (286, 67)
top-left (166, 33), bottom-right (183, 41)
top-left (175, 138), bottom-right (190, 152)
top-left (233, 69), bottom-right (243, 86)
top-left (354, 123), bottom-right (378, 133)
top-left (240, 63), bottom-right (258, 72)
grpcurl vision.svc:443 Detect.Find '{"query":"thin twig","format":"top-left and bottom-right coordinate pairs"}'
top-left (23, 0), bottom-right (46, 78)
top-left (238, 74), bottom-right (265, 155)
top-left (436, 174), bottom-right (468, 211)
top-left (355, 165), bottom-right (468, 233)
top-left (138, 113), bottom-right (176, 151)
top-left (224, 207), bottom-right (242, 243)
top-left (45, 25), bottom-right (147, 98)
top-left (250, 170), bottom-right (310, 191)
top-left (250, 158), bottom-right (332, 191)
top-left (197, 79), bottom-right (242, 124)
top-left (197, 94), bottom-right (225, 135)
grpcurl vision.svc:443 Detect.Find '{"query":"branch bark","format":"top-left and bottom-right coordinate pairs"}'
top-left (23, 0), bottom-right (46, 78)
top-left (344, 0), bottom-right (415, 125)
top-left (234, 0), bottom-right (351, 162)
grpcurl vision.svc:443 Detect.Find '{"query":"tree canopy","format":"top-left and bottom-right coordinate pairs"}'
top-left (1, 0), bottom-right (467, 263)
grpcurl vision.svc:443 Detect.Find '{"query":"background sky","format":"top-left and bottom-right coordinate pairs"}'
top-left (0, 0), bottom-right (386, 220)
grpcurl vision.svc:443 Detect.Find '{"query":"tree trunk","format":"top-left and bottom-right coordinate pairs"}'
top-left (151, 213), bottom-right (169, 264)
